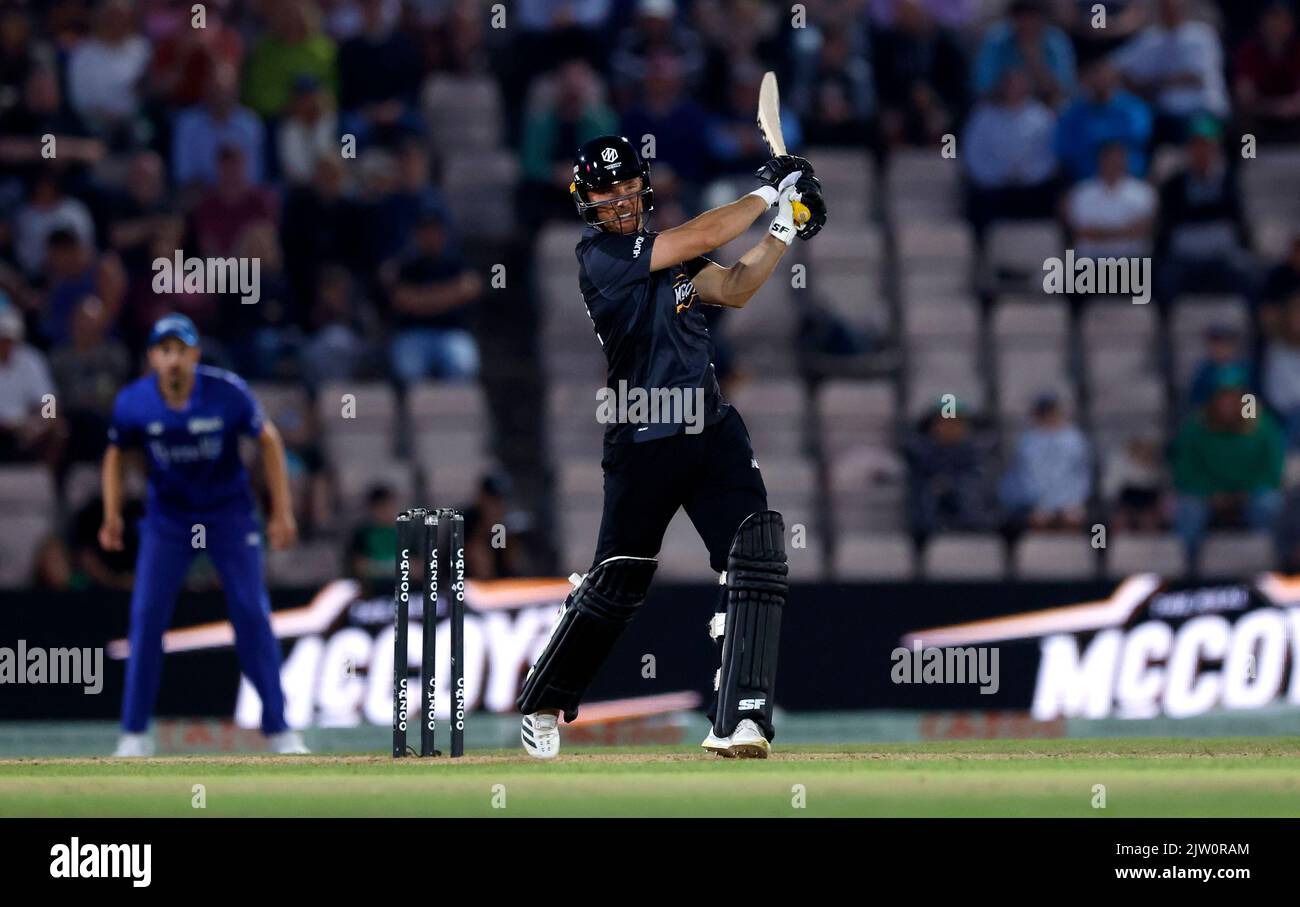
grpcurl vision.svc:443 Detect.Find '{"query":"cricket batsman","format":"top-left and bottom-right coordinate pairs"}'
top-left (517, 135), bottom-right (826, 759)
top-left (101, 314), bottom-right (307, 756)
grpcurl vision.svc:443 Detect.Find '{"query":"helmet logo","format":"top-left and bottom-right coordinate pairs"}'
top-left (601, 147), bottom-right (619, 163)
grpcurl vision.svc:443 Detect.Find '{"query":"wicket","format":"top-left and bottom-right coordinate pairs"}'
top-left (392, 507), bottom-right (465, 758)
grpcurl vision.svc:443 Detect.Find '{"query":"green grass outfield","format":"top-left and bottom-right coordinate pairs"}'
top-left (3, 738), bottom-right (1299, 818)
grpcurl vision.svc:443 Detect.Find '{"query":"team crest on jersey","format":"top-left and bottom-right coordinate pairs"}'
top-left (673, 269), bottom-right (699, 314)
top-left (187, 416), bottom-right (224, 434)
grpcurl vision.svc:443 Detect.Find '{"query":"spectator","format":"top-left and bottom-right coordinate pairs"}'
top-left (223, 222), bottom-right (300, 380)
top-left (38, 227), bottom-right (126, 347)
top-left (1112, 0), bottom-right (1230, 144)
top-left (69, 494), bottom-right (145, 590)
top-left (148, 2), bottom-right (244, 109)
top-left (1171, 366), bottom-right (1285, 567)
top-left (347, 484), bottom-right (398, 588)
top-left (871, 0), bottom-right (967, 147)
top-left (276, 74), bottom-right (339, 185)
top-left (707, 59), bottom-right (800, 177)
top-left (301, 265), bottom-right (368, 388)
top-left (0, 65), bottom-right (105, 180)
top-left (462, 471), bottom-right (520, 579)
top-left (48, 296), bottom-right (130, 465)
top-left (105, 150), bottom-right (184, 277)
top-left (869, 0), bottom-right (978, 30)
top-left (1262, 291), bottom-right (1300, 443)
top-left (0, 6), bottom-right (53, 111)
top-left (788, 22), bottom-right (876, 148)
top-left (1065, 140), bottom-right (1156, 259)
top-left (365, 141), bottom-right (453, 270)
top-left (1000, 394), bottom-right (1092, 530)
top-left (1154, 116), bottom-right (1258, 308)
top-left (281, 153), bottom-right (368, 314)
top-left (172, 61), bottom-right (267, 191)
top-left (337, 0), bottom-right (424, 147)
top-left (517, 58), bottom-right (618, 229)
top-left (1187, 323), bottom-right (1255, 409)
top-left (0, 307), bottom-right (61, 466)
top-left (961, 68), bottom-right (1059, 246)
top-left (382, 207), bottom-right (481, 383)
top-left (609, 0), bottom-right (707, 109)
top-left (64, 0), bottom-right (151, 144)
top-left (1232, 0), bottom-right (1300, 143)
top-left (1055, 58), bottom-right (1151, 183)
top-left (973, 0), bottom-right (1076, 107)
top-left (1059, 0), bottom-right (1147, 65)
top-left (190, 145), bottom-right (277, 257)
top-left (620, 51), bottom-right (717, 194)
top-left (903, 403), bottom-right (998, 543)
top-left (1279, 485), bottom-right (1300, 573)
top-left (243, 0), bottom-right (338, 119)
top-left (13, 171), bottom-right (96, 278)
top-left (1102, 436), bottom-right (1168, 530)
top-left (1262, 232), bottom-right (1300, 335)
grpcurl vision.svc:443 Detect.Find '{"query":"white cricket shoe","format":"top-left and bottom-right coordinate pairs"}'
top-left (702, 719), bottom-right (771, 759)
top-left (268, 730), bottom-right (311, 754)
top-left (112, 733), bottom-right (155, 757)
top-left (521, 711), bottom-right (560, 759)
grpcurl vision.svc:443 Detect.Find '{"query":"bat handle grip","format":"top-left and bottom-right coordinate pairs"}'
top-left (791, 198), bottom-right (810, 227)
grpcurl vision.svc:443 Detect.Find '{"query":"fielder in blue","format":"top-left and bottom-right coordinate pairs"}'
top-left (100, 314), bottom-right (307, 756)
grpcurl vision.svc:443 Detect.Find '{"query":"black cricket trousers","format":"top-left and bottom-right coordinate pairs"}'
top-left (590, 407), bottom-right (769, 575)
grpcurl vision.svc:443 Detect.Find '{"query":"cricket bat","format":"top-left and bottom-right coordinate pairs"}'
top-left (757, 71), bottom-right (810, 227)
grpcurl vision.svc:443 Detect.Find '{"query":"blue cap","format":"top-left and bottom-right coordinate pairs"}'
top-left (148, 313), bottom-right (199, 348)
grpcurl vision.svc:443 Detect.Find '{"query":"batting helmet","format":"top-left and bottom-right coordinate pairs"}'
top-left (570, 135), bottom-right (654, 228)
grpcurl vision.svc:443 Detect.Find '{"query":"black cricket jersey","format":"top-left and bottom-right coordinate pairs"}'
top-left (576, 224), bottom-right (731, 444)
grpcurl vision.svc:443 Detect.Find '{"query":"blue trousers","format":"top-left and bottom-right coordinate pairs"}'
top-left (121, 521), bottom-right (288, 734)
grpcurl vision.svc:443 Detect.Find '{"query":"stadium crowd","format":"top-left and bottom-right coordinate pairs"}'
top-left (0, 0), bottom-right (1297, 587)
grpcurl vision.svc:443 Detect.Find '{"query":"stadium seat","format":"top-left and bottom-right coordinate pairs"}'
top-left (1199, 532), bottom-right (1276, 578)
top-left (921, 534), bottom-right (1005, 580)
top-left (996, 347), bottom-right (1074, 423)
top-left (835, 533), bottom-right (916, 580)
top-left (335, 460), bottom-right (416, 516)
top-left (442, 150), bottom-right (518, 241)
top-left (1105, 533), bottom-right (1187, 579)
top-left (421, 74), bottom-right (503, 154)
top-left (986, 221), bottom-right (1063, 276)
top-left (0, 514), bottom-right (53, 588)
top-left (0, 464), bottom-right (55, 515)
top-left (886, 150), bottom-right (962, 221)
top-left (819, 379), bottom-right (897, 453)
top-left (406, 382), bottom-right (488, 421)
top-left (992, 296), bottom-right (1069, 345)
top-left (266, 540), bottom-right (342, 588)
top-left (1080, 298), bottom-right (1157, 344)
top-left (1241, 148), bottom-right (1300, 219)
top-left (903, 296), bottom-right (981, 346)
top-left (1013, 532), bottom-right (1099, 580)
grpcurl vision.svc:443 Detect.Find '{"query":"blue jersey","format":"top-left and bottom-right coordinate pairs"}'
top-left (108, 365), bottom-right (263, 524)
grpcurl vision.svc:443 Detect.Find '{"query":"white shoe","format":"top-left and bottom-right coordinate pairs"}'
top-left (112, 733), bottom-right (155, 757)
top-left (701, 719), bottom-right (771, 759)
top-left (521, 711), bottom-right (560, 759)
top-left (268, 730), bottom-right (310, 754)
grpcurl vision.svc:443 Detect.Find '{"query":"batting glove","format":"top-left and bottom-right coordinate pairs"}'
top-left (792, 174), bottom-right (827, 241)
top-left (767, 184), bottom-right (802, 245)
top-left (755, 155), bottom-right (815, 191)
